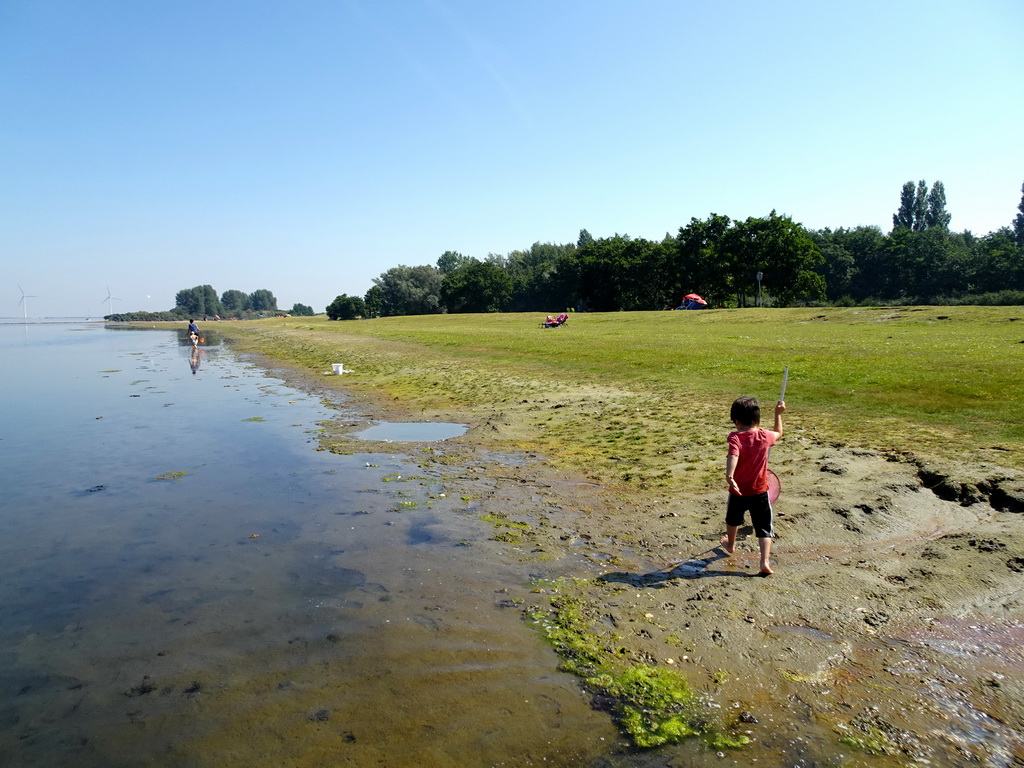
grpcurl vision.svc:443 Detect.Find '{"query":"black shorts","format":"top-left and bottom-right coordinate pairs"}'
top-left (726, 492), bottom-right (774, 539)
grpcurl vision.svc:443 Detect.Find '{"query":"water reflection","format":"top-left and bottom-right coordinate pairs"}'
top-left (0, 323), bottom-right (617, 768)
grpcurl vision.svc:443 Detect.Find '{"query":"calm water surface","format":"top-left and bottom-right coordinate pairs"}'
top-left (0, 323), bottom-right (626, 768)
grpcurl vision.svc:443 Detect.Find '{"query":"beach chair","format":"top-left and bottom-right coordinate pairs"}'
top-left (541, 313), bottom-right (569, 328)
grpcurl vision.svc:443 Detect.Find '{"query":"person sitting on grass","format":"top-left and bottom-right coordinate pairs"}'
top-left (722, 395), bottom-right (785, 575)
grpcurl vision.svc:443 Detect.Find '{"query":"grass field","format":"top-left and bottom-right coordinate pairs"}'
top-left (223, 306), bottom-right (1024, 491)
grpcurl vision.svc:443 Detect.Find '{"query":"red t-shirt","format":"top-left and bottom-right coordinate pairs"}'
top-left (727, 427), bottom-right (778, 496)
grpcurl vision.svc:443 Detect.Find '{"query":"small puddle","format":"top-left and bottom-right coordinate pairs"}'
top-left (352, 421), bottom-right (468, 442)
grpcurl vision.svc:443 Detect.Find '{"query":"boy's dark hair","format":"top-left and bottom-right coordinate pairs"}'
top-left (730, 396), bottom-right (761, 426)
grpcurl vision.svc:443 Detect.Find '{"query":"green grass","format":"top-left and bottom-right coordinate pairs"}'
top-left (219, 307), bottom-right (1024, 489)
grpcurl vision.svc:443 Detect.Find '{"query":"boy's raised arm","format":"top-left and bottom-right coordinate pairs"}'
top-left (773, 400), bottom-right (786, 436)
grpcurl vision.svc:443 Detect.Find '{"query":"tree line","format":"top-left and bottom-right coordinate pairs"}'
top-left (105, 285), bottom-right (316, 322)
top-left (326, 181), bottom-right (1024, 319)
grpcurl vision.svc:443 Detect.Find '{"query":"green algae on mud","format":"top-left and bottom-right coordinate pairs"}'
top-left (155, 471), bottom-right (188, 481)
top-left (528, 577), bottom-right (750, 750)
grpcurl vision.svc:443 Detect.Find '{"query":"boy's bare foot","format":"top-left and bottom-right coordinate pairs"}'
top-left (759, 565), bottom-right (774, 576)
top-left (719, 535), bottom-right (735, 554)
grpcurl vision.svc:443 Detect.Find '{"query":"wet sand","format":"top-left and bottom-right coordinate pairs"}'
top-left (264, 353), bottom-right (1024, 767)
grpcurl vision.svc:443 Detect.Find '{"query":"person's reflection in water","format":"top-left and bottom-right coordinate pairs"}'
top-left (189, 346), bottom-right (201, 375)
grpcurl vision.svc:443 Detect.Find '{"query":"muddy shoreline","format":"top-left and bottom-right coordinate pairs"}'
top-left (241, 349), bottom-right (1024, 766)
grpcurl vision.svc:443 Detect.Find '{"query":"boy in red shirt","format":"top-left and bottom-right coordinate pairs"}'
top-left (722, 396), bottom-right (785, 575)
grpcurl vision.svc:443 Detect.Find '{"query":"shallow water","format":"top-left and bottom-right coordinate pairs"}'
top-left (0, 323), bottom-right (620, 767)
top-left (353, 421), bottom-right (468, 442)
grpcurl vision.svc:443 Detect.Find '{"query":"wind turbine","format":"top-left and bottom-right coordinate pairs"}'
top-left (18, 285), bottom-right (37, 320)
top-left (101, 286), bottom-right (121, 316)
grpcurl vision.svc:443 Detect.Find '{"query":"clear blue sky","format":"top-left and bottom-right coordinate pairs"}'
top-left (2, 0), bottom-right (1022, 317)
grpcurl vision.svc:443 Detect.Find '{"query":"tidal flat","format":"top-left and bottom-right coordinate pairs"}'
top-left (215, 308), bottom-right (1024, 766)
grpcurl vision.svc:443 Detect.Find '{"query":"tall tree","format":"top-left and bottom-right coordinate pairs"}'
top-left (912, 179), bottom-right (929, 231)
top-left (562, 235), bottom-right (628, 311)
top-left (249, 289), bottom-right (278, 312)
top-left (371, 265), bottom-right (442, 316)
top-left (504, 241), bottom-right (575, 311)
top-left (673, 214), bottom-right (734, 306)
top-left (363, 285), bottom-right (384, 317)
top-left (722, 212), bottom-right (824, 307)
top-left (1014, 182), bottom-right (1024, 247)
top-left (893, 180), bottom-right (950, 233)
top-left (839, 226), bottom-right (889, 301)
top-left (975, 228), bottom-right (1024, 292)
top-left (893, 181), bottom-right (916, 230)
top-left (925, 180), bottom-right (951, 229)
top-left (221, 289), bottom-right (250, 312)
top-left (811, 229), bottom-right (858, 301)
top-left (441, 260), bottom-right (512, 313)
top-left (436, 250), bottom-right (471, 275)
top-left (564, 234), bottom-right (666, 311)
top-left (326, 294), bottom-right (366, 320)
top-left (902, 227), bottom-right (969, 300)
top-left (175, 285), bottom-right (223, 317)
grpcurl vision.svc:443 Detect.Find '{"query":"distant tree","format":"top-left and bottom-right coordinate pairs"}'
top-left (363, 285), bottom-right (384, 318)
top-left (563, 234), bottom-right (673, 311)
top-left (837, 226), bottom-right (888, 301)
top-left (290, 303), bottom-right (315, 316)
top-left (371, 265), bottom-right (442, 316)
top-left (221, 289), bottom-right (250, 312)
top-left (925, 180), bottom-right (951, 229)
top-left (504, 241), bottom-right (575, 311)
top-left (616, 238), bottom-right (674, 310)
top-left (909, 228), bottom-right (960, 299)
top-left (893, 180), bottom-right (950, 233)
top-left (973, 228), bottom-right (1024, 293)
top-left (436, 250), bottom-right (472, 275)
top-left (175, 285), bottom-right (223, 317)
top-left (326, 294), bottom-right (366, 320)
top-left (1014, 182), bottom-right (1024, 247)
top-left (249, 289), bottom-right (278, 312)
top-left (893, 181), bottom-right (916, 230)
top-left (483, 252), bottom-right (507, 269)
top-left (673, 214), bottom-right (734, 306)
top-left (441, 259), bottom-right (513, 313)
top-left (811, 229), bottom-right (858, 301)
top-left (577, 228), bottom-right (594, 248)
top-left (912, 179), bottom-right (929, 231)
top-left (722, 212), bottom-right (824, 306)
top-left (563, 234), bottom-right (632, 311)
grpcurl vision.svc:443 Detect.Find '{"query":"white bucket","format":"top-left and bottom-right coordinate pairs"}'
top-left (332, 363), bottom-right (344, 375)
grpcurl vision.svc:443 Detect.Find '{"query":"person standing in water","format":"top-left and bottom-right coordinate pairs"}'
top-left (188, 318), bottom-right (200, 347)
